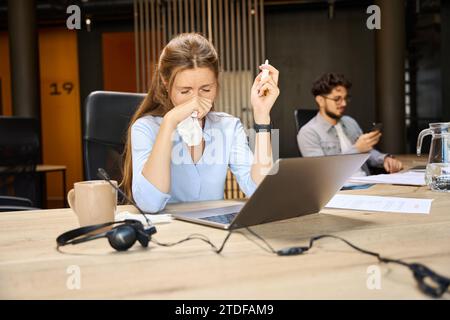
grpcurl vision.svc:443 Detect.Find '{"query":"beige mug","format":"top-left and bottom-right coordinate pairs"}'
top-left (67, 180), bottom-right (118, 227)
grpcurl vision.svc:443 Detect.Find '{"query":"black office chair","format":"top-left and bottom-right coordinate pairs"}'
top-left (294, 109), bottom-right (317, 134)
top-left (0, 196), bottom-right (41, 212)
top-left (294, 109), bottom-right (317, 156)
top-left (83, 91), bottom-right (146, 183)
top-left (0, 195), bottom-right (32, 206)
top-left (0, 116), bottom-right (41, 209)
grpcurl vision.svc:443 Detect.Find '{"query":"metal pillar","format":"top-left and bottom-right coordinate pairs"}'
top-left (443, 0), bottom-right (450, 121)
top-left (8, 0), bottom-right (41, 119)
top-left (375, 0), bottom-right (406, 153)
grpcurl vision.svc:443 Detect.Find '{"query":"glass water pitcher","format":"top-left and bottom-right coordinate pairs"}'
top-left (417, 122), bottom-right (450, 192)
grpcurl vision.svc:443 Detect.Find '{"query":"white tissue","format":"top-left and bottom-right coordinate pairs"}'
top-left (177, 113), bottom-right (203, 146)
top-left (174, 96), bottom-right (213, 147)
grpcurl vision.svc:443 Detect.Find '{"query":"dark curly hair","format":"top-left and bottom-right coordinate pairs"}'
top-left (311, 73), bottom-right (352, 97)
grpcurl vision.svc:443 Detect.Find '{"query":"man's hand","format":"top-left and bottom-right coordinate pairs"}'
top-left (384, 156), bottom-right (403, 173)
top-left (354, 131), bottom-right (382, 153)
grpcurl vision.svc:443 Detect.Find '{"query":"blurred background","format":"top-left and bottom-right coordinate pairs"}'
top-left (0, 0), bottom-right (448, 209)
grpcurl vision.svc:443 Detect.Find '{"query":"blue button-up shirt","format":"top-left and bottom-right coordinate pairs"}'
top-left (131, 112), bottom-right (257, 213)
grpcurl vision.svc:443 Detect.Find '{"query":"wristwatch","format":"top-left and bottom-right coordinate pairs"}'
top-left (254, 122), bottom-right (272, 133)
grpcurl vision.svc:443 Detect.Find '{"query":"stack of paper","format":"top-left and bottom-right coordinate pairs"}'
top-left (325, 194), bottom-right (432, 214)
top-left (347, 171), bottom-right (425, 186)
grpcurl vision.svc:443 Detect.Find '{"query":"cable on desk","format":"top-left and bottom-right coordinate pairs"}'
top-left (151, 231), bottom-right (233, 254)
top-left (152, 227), bottom-right (450, 298)
top-left (245, 229), bottom-right (450, 299)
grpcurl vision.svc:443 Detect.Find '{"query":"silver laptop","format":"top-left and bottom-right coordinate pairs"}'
top-left (172, 153), bottom-right (370, 230)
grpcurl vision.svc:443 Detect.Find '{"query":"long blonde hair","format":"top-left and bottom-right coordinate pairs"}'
top-left (121, 33), bottom-right (220, 202)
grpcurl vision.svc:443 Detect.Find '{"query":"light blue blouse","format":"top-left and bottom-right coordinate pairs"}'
top-left (131, 112), bottom-right (257, 213)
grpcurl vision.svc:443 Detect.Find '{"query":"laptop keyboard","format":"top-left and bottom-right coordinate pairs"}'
top-left (200, 212), bottom-right (238, 225)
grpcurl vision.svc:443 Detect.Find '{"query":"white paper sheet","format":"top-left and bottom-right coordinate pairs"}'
top-left (347, 171), bottom-right (425, 186)
top-left (325, 194), bottom-right (432, 214)
top-left (115, 211), bottom-right (173, 225)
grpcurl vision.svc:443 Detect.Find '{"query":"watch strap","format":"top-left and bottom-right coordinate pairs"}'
top-left (254, 123), bottom-right (272, 133)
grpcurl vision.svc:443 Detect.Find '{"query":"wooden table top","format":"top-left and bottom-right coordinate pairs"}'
top-left (1, 155), bottom-right (449, 300)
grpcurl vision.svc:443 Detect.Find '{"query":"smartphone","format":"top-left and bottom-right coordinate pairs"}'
top-left (371, 122), bottom-right (383, 132)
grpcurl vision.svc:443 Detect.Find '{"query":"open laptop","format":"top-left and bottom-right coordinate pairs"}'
top-left (172, 153), bottom-right (370, 230)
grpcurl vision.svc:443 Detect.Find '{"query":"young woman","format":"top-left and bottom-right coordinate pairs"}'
top-left (122, 33), bottom-right (280, 213)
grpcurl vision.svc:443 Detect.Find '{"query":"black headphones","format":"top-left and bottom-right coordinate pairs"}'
top-left (56, 219), bottom-right (157, 251)
top-left (56, 168), bottom-right (158, 252)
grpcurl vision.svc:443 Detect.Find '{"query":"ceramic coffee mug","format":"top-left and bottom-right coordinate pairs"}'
top-left (67, 180), bottom-right (117, 227)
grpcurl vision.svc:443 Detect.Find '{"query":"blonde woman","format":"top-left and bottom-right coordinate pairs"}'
top-left (122, 33), bottom-right (279, 213)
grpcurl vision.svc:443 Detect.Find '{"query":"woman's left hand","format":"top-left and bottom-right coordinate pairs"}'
top-left (250, 63), bottom-right (280, 124)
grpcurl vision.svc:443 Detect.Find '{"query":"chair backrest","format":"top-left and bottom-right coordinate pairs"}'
top-left (0, 195), bottom-right (33, 207)
top-left (294, 109), bottom-right (317, 134)
top-left (0, 116), bottom-right (40, 205)
top-left (0, 195), bottom-right (40, 212)
top-left (294, 109), bottom-right (317, 157)
top-left (83, 91), bottom-right (146, 182)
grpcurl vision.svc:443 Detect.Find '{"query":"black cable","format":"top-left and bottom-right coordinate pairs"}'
top-left (245, 227), bottom-right (277, 254)
top-left (233, 230), bottom-right (275, 254)
top-left (306, 235), bottom-right (410, 267)
top-left (97, 168), bottom-right (156, 224)
top-left (133, 223), bottom-right (450, 298)
top-left (151, 231), bottom-right (233, 254)
top-left (246, 230), bottom-right (450, 299)
top-left (151, 229), bottom-right (278, 255)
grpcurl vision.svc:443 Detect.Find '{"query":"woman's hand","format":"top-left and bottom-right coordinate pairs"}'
top-left (164, 96), bottom-right (213, 127)
top-left (250, 63), bottom-right (280, 124)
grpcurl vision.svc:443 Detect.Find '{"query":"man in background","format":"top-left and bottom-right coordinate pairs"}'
top-left (297, 72), bottom-right (402, 175)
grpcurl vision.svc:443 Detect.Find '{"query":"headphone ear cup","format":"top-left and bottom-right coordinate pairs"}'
top-left (136, 228), bottom-right (150, 248)
top-left (107, 225), bottom-right (137, 251)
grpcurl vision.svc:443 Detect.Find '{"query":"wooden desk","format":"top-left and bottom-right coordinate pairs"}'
top-left (1, 156), bottom-right (449, 299)
top-left (36, 165), bottom-right (67, 208)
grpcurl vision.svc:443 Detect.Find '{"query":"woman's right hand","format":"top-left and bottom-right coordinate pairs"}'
top-left (164, 96), bottom-right (212, 127)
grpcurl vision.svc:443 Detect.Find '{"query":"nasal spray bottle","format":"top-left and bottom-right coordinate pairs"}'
top-left (261, 59), bottom-right (270, 96)
top-left (261, 59), bottom-right (270, 80)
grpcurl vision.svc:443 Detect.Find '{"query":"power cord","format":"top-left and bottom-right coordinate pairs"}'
top-left (151, 232), bottom-right (232, 254)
